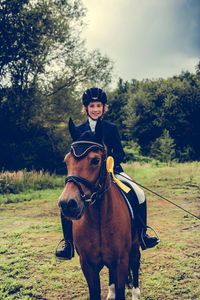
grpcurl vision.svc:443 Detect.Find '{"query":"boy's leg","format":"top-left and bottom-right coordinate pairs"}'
top-left (55, 213), bottom-right (74, 260)
top-left (116, 172), bottom-right (159, 250)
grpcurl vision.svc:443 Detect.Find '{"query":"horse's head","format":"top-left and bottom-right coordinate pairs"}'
top-left (58, 118), bottom-right (107, 220)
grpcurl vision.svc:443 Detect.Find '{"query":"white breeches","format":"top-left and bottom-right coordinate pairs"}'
top-left (115, 172), bottom-right (145, 204)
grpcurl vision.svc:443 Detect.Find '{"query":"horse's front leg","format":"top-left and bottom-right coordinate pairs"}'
top-left (80, 257), bottom-right (101, 300)
top-left (107, 258), bottom-right (129, 300)
top-left (115, 270), bottom-right (126, 300)
top-left (130, 243), bottom-right (141, 300)
top-left (106, 268), bottom-right (115, 300)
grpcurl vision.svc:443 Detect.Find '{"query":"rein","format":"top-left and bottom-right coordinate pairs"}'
top-left (115, 171), bottom-right (200, 221)
top-left (65, 141), bottom-right (109, 206)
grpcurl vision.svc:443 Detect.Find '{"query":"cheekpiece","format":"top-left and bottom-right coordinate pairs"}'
top-left (71, 141), bottom-right (105, 160)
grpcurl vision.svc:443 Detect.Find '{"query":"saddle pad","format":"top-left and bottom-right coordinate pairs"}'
top-left (113, 181), bottom-right (134, 221)
top-left (119, 186), bottom-right (134, 220)
top-left (113, 181), bottom-right (135, 240)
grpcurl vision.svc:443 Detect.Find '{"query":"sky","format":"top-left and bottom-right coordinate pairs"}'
top-left (81, 0), bottom-right (200, 85)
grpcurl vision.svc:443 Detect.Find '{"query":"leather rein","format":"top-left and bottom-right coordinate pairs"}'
top-left (65, 141), bottom-right (110, 206)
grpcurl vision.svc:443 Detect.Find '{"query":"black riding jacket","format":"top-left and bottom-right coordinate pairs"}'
top-left (76, 119), bottom-right (125, 172)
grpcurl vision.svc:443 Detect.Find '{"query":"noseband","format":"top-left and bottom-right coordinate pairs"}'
top-left (65, 141), bottom-right (108, 206)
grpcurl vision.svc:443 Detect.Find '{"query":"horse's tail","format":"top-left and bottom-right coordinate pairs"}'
top-left (126, 243), bottom-right (141, 288)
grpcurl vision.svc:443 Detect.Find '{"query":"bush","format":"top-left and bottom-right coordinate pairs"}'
top-left (150, 129), bottom-right (175, 162)
top-left (0, 170), bottom-right (65, 194)
top-left (123, 140), bottom-right (158, 164)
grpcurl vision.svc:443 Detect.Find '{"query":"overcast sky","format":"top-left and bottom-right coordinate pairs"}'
top-left (82, 0), bottom-right (200, 86)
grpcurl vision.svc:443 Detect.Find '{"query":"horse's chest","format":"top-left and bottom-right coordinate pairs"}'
top-left (74, 215), bottom-right (131, 264)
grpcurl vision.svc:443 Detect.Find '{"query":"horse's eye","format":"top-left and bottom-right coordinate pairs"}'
top-left (91, 157), bottom-right (100, 166)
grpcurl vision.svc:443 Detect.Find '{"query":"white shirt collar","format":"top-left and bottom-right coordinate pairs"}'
top-left (88, 117), bottom-right (97, 132)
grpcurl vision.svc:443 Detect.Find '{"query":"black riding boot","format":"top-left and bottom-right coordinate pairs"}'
top-left (55, 213), bottom-right (74, 260)
top-left (137, 201), bottom-right (160, 250)
top-left (127, 188), bottom-right (159, 250)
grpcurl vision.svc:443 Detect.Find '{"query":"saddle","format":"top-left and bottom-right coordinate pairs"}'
top-left (112, 180), bottom-right (137, 240)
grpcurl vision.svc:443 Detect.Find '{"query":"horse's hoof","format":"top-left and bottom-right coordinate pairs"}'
top-left (106, 284), bottom-right (115, 300)
top-left (132, 287), bottom-right (140, 300)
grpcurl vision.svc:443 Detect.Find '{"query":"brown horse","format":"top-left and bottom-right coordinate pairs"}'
top-left (58, 118), bottom-right (141, 300)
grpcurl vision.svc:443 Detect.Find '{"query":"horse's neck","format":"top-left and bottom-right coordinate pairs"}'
top-left (101, 181), bottom-right (117, 218)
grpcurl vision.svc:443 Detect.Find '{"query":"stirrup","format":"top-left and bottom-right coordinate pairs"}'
top-left (146, 225), bottom-right (160, 241)
top-left (55, 238), bottom-right (65, 252)
top-left (140, 226), bottom-right (160, 249)
top-left (55, 238), bottom-right (74, 260)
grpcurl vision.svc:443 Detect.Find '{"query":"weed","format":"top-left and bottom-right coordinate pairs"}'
top-left (0, 169), bottom-right (65, 195)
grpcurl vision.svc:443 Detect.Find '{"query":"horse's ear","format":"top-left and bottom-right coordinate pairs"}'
top-left (68, 118), bottom-right (79, 141)
top-left (94, 118), bottom-right (103, 143)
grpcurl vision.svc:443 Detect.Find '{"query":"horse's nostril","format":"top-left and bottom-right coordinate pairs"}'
top-left (60, 201), bottom-right (68, 211)
top-left (59, 198), bottom-right (81, 219)
top-left (68, 199), bottom-right (78, 209)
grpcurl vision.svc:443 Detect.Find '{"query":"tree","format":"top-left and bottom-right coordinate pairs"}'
top-left (124, 70), bottom-right (200, 161)
top-left (124, 79), bottom-right (164, 155)
top-left (0, 0), bottom-right (113, 92)
top-left (150, 129), bottom-right (175, 162)
top-left (0, 0), bottom-right (113, 172)
top-left (105, 78), bottom-right (131, 139)
top-left (0, 0), bottom-right (83, 88)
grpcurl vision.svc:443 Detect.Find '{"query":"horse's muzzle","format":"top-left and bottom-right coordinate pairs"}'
top-left (58, 198), bottom-right (84, 220)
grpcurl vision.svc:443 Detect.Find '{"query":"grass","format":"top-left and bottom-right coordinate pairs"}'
top-left (0, 169), bottom-right (65, 195)
top-left (0, 162), bottom-right (200, 299)
top-left (0, 188), bottom-right (63, 205)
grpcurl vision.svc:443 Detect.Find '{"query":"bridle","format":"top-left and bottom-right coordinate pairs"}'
top-left (65, 141), bottom-right (109, 206)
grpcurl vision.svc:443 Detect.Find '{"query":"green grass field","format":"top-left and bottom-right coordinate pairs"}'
top-left (0, 162), bottom-right (200, 299)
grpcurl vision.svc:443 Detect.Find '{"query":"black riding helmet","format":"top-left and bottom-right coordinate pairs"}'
top-left (82, 87), bottom-right (107, 107)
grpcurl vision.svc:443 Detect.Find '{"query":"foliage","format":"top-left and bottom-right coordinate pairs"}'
top-left (105, 78), bottom-right (131, 139)
top-left (0, 0), bottom-right (113, 172)
top-left (150, 129), bottom-right (176, 162)
top-left (122, 140), bottom-right (159, 165)
top-left (0, 169), bottom-right (65, 195)
top-left (122, 68), bottom-right (200, 161)
top-left (1, 0), bottom-right (199, 171)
